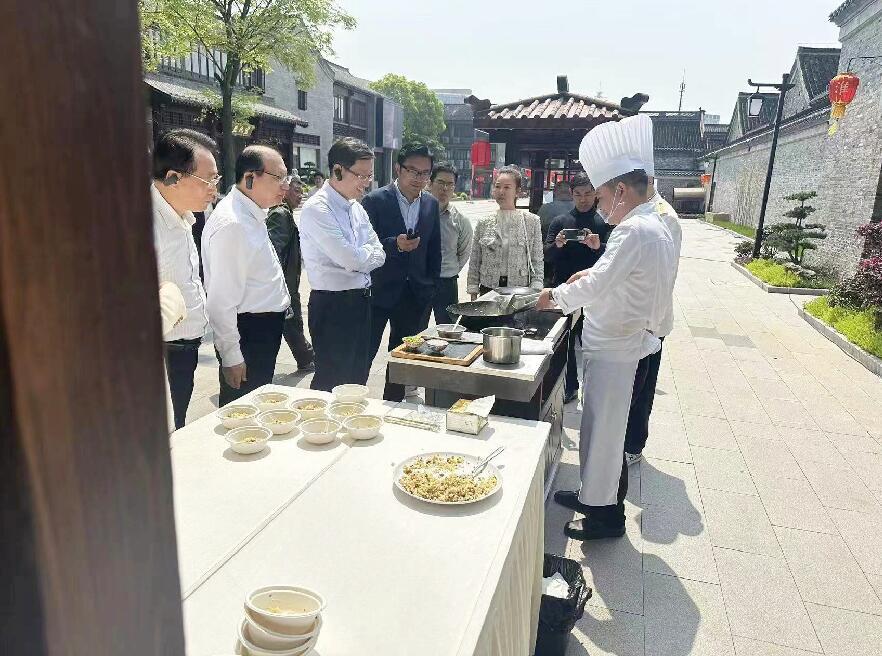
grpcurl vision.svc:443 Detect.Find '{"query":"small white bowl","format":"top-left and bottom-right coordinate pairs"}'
top-left (299, 418), bottom-right (341, 445)
top-left (343, 414), bottom-right (383, 440)
top-left (216, 404), bottom-right (260, 429)
top-left (425, 338), bottom-right (448, 354)
top-left (243, 613), bottom-right (322, 651)
top-left (225, 426), bottom-right (271, 455)
top-left (257, 409), bottom-right (301, 435)
top-left (289, 397), bottom-right (329, 420)
top-left (238, 618), bottom-right (318, 656)
top-left (327, 401), bottom-right (368, 422)
top-left (244, 585), bottom-right (326, 635)
top-left (253, 391), bottom-right (291, 412)
top-left (332, 383), bottom-right (370, 404)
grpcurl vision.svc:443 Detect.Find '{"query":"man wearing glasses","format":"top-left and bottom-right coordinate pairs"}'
top-left (299, 137), bottom-right (386, 392)
top-left (151, 128), bottom-right (220, 428)
top-left (202, 145), bottom-right (293, 405)
top-left (362, 142), bottom-right (442, 401)
top-left (428, 162), bottom-right (473, 325)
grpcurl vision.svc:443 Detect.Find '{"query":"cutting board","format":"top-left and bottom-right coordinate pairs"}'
top-left (390, 340), bottom-right (483, 366)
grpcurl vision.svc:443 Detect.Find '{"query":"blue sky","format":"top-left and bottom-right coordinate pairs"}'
top-left (329, 0), bottom-right (842, 122)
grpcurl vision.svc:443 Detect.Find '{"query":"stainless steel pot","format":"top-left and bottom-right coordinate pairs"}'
top-left (481, 327), bottom-right (524, 364)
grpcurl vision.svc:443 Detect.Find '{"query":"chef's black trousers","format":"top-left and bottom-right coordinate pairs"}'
top-left (623, 337), bottom-right (665, 456)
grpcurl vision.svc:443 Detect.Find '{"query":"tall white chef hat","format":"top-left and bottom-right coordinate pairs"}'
top-left (579, 113), bottom-right (654, 187)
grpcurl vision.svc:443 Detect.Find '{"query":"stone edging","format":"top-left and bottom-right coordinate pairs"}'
top-left (799, 307), bottom-right (882, 378)
top-left (731, 262), bottom-right (829, 296)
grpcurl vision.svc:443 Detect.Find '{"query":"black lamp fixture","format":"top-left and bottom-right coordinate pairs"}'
top-left (747, 90), bottom-right (765, 118)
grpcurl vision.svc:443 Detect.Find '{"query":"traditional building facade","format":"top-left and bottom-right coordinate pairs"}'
top-left (705, 0), bottom-right (882, 275)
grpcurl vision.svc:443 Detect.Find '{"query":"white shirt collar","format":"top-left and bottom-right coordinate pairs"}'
top-left (394, 180), bottom-right (422, 205)
top-left (620, 199), bottom-right (657, 223)
top-left (231, 186), bottom-right (269, 223)
top-left (151, 183), bottom-right (196, 229)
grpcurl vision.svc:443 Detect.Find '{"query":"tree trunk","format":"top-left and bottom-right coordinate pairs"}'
top-left (221, 80), bottom-right (235, 189)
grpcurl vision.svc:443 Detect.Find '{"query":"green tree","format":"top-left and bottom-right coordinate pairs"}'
top-left (765, 191), bottom-right (827, 265)
top-left (370, 74), bottom-right (446, 153)
top-left (139, 0), bottom-right (355, 185)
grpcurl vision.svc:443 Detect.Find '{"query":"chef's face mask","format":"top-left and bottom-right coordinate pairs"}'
top-left (597, 184), bottom-right (624, 224)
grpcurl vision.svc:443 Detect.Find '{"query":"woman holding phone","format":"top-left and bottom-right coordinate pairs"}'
top-left (467, 166), bottom-right (544, 299)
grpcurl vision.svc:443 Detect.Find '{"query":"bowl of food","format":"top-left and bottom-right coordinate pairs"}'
top-left (257, 409), bottom-right (301, 435)
top-left (244, 585), bottom-right (326, 635)
top-left (425, 338), bottom-right (448, 354)
top-left (225, 426), bottom-right (271, 455)
top-left (253, 391), bottom-right (291, 412)
top-left (216, 404), bottom-right (260, 429)
top-left (435, 324), bottom-right (465, 340)
top-left (242, 614), bottom-right (322, 651)
top-left (238, 618), bottom-right (319, 656)
top-left (328, 401), bottom-right (368, 423)
top-left (289, 397), bottom-right (328, 420)
top-left (332, 383), bottom-right (370, 404)
top-left (299, 418), bottom-right (341, 445)
top-left (402, 335), bottom-right (425, 352)
top-left (343, 414), bottom-right (383, 440)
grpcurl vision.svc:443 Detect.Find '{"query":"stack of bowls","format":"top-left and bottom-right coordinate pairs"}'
top-left (239, 586), bottom-right (325, 656)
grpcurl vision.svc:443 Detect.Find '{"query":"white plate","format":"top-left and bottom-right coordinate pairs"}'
top-left (394, 451), bottom-right (502, 506)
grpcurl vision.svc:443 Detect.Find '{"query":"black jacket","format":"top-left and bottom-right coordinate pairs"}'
top-left (361, 184), bottom-right (441, 309)
top-left (266, 202), bottom-right (302, 298)
top-left (543, 208), bottom-right (612, 286)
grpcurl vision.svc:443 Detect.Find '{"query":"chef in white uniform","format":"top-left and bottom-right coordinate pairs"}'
top-left (622, 115), bottom-right (684, 465)
top-left (536, 116), bottom-right (677, 540)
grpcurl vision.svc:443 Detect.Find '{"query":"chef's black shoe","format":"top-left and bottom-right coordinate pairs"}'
top-left (563, 389), bottom-right (579, 404)
top-left (553, 490), bottom-right (592, 513)
top-left (564, 517), bottom-right (626, 541)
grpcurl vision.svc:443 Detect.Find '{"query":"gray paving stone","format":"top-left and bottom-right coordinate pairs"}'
top-left (714, 548), bottom-right (821, 653)
top-left (805, 603), bottom-right (882, 656)
top-left (774, 526), bottom-right (882, 615)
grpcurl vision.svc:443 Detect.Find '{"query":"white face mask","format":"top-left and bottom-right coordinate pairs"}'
top-left (597, 186), bottom-right (623, 224)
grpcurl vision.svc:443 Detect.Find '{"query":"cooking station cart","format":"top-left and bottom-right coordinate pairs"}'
top-left (387, 309), bottom-right (573, 495)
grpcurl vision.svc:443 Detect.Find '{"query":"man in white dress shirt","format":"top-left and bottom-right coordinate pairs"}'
top-left (299, 137), bottom-right (385, 391)
top-left (151, 129), bottom-right (219, 428)
top-left (202, 145), bottom-right (293, 405)
top-left (536, 117), bottom-right (677, 540)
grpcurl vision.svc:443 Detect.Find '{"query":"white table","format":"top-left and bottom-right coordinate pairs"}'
top-left (174, 385), bottom-right (549, 656)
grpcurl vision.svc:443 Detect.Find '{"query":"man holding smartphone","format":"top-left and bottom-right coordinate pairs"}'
top-left (544, 173), bottom-right (612, 402)
top-left (362, 142), bottom-right (441, 401)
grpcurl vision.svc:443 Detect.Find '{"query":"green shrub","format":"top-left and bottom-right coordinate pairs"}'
top-left (805, 297), bottom-right (882, 358)
top-left (734, 240), bottom-right (754, 258)
top-left (746, 259), bottom-right (800, 287)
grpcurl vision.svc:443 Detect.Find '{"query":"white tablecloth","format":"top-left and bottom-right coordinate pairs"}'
top-left (175, 385), bottom-right (548, 655)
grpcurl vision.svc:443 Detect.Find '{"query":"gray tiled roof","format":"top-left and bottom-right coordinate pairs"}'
top-left (325, 61), bottom-right (377, 95)
top-left (644, 112), bottom-right (704, 151)
top-left (830, 0), bottom-right (870, 24)
top-left (444, 104), bottom-right (474, 121)
top-left (145, 77), bottom-right (307, 126)
top-left (484, 92), bottom-right (624, 121)
top-left (797, 46), bottom-right (841, 102)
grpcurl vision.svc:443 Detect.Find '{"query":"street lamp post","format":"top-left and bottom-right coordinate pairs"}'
top-left (748, 73), bottom-right (796, 259)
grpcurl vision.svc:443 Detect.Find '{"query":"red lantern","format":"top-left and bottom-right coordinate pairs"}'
top-left (700, 174), bottom-right (712, 187)
top-left (828, 72), bottom-right (860, 135)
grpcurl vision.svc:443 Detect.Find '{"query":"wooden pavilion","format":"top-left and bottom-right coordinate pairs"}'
top-left (467, 76), bottom-right (648, 212)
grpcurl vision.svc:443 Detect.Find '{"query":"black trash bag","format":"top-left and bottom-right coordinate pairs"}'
top-left (534, 553), bottom-right (592, 656)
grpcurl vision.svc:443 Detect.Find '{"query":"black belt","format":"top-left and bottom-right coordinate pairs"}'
top-left (165, 337), bottom-right (202, 346)
top-left (441, 275), bottom-right (459, 280)
top-left (312, 288), bottom-right (371, 298)
top-left (239, 311), bottom-right (286, 318)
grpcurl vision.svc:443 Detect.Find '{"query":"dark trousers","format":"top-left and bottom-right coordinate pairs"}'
top-left (217, 312), bottom-right (284, 407)
top-left (282, 291), bottom-right (314, 367)
top-left (309, 289), bottom-right (372, 392)
top-left (164, 338), bottom-right (201, 429)
top-left (624, 337), bottom-right (665, 456)
top-left (589, 350), bottom-right (652, 527)
top-left (432, 276), bottom-right (460, 325)
top-left (369, 287), bottom-right (432, 402)
top-left (565, 314), bottom-right (584, 397)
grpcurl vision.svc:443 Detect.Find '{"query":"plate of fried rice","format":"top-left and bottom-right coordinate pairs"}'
top-left (394, 452), bottom-right (502, 505)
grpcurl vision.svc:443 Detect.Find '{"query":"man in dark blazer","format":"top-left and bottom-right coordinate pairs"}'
top-left (362, 142), bottom-right (441, 401)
